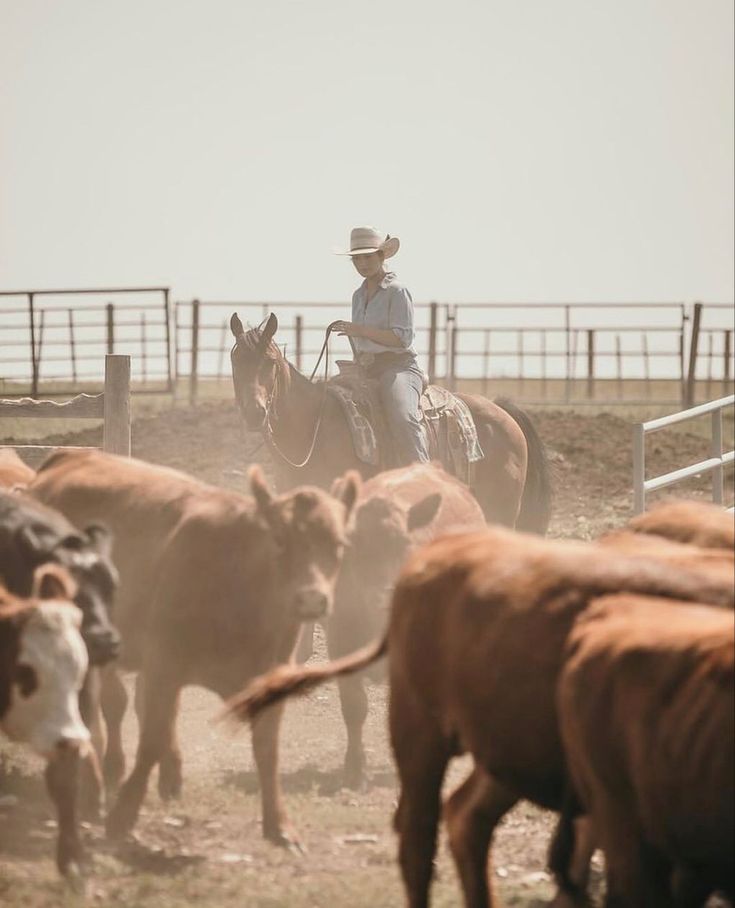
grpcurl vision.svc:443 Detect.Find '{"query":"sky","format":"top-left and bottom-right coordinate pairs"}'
top-left (1, 0), bottom-right (733, 305)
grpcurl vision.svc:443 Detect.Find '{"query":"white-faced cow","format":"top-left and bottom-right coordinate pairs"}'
top-left (29, 448), bottom-right (357, 847)
top-left (1, 564), bottom-right (90, 875)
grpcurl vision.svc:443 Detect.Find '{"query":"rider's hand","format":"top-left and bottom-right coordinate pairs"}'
top-left (333, 321), bottom-right (363, 338)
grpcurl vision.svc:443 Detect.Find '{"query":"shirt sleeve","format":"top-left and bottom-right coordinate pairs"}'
top-left (388, 285), bottom-right (414, 348)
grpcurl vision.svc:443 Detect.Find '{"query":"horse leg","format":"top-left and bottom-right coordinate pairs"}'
top-left (444, 766), bottom-right (518, 908)
top-left (337, 673), bottom-right (368, 789)
top-left (100, 665), bottom-right (128, 793)
top-left (105, 666), bottom-right (181, 840)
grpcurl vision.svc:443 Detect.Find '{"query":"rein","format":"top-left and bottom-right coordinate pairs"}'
top-left (261, 322), bottom-right (341, 470)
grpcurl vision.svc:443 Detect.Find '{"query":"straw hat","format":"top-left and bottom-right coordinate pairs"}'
top-left (334, 226), bottom-right (400, 258)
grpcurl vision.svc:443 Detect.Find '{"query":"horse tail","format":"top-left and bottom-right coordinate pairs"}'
top-left (494, 397), bottom-right (552, 535)
top-left (223, 634), bottom-right (388, 724)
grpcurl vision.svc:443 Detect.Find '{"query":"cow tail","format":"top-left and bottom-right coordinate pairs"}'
top-left (224, 634), bottom-right (388, 724)
top-left (494, 397), bottom-right (552, 535)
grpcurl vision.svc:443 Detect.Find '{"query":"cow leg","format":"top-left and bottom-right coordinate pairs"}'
top-left (133, 673), bottom-right (182, 801)
top-left (549, 790), bottom-right (597, 906)
top-left (596, 810), bottom-right (672, 907)
top-left (250, 701), bottom-right (299, 848)
top-left (105, 670), bottom-right (181, 840)
top-left (100, 666), bottom-right (128, 792)
top-left (45, 744), bottom-right (84, 877)
top-left (337, 674), bottom-right (368, 789)
top-left (444, 767), bottom-right (518, 908)
top-left (77, 669), bottom-right (105, 820)
top-left (391, 707), bottom-right (451, 908)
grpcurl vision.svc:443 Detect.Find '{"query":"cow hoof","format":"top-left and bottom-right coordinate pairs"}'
top-left (265, 828), bottom-right (305, 855)
top-left (342, 767), bottom-right (367, 792)
top-left (105, 802), bottom-right (137, 841)
top-left (62, 861), bottom-right (87, 894)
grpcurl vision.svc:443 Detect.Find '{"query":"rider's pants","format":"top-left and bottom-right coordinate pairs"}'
top-left (369, 355), bottom-right (430, 465)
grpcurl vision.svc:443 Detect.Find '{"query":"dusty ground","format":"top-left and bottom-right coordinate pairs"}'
top-left (0, 401), bottom-right (732, 907)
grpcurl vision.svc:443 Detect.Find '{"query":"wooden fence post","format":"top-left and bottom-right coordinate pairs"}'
top-left (190, 299), bottom-right (200, 406)
top-left (106, 303), bottom-right (115, 354)
top-left (295, 315), bottom-right (303, 371)
top-left (428, 302), bottom-right (438, 383)
top-left (103, 354), bottom-right (131, 456)
top-left (28, 292), bottom-right (38, 397)
top-left (685, 302), bottom-right (703, 407)
top-left (724, 330), bottom-right (732, 395)
top-left (586, 329), bottom-right (595, 398)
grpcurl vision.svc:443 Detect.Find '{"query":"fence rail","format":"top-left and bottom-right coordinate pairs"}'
top-left (632, 394), bottom-right (735, 514)
top-left (1, 289), bottom-right (733, 406)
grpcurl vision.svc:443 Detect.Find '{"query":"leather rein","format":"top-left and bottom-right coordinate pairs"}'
top-left (259, 322), bottom-right (343, 470)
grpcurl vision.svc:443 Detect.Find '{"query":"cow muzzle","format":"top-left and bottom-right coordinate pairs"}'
top-left (83, 626), bottom-right (121, 666)
top-left (294, 588), bottom-right (330, 621)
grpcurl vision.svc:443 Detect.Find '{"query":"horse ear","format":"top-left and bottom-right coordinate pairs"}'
top-left (260, 313), bottom-right (278, 346)
top-left (335, 470), bottom-right (361, 522)
top-left (406, 493), bottom-right (442, 533)
top-left (230, 313), bottom-right (245, 338)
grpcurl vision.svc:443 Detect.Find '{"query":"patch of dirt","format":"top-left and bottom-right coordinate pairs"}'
top-left (0, 403), bottom-right (731, 907)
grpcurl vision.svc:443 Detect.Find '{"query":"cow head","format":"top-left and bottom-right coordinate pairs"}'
top-left (335, 487), bottom-right (442, 614)
top-left (250, 466), bottom-right (359, 621)
top-left (230, 313), bottom-right (285, 431)
top-left (16, 522), bottom-right (120, 666)
top-left (0, 564), bottom-right (90, 759)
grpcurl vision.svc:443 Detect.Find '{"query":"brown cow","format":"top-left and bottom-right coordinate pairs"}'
top-left (226, 527), bottom-right (734, 907)
top-left (0, 449), bottom-right (35, 489)
top-left (28, 448), bottom-right (357, 846)
top-left (328, 463), bottom-right (486, 788)
top-left (628, 499), bottom-right (734, 551)
top-left (1, 564), bottom-right (90, 875)
top-left (558, 593), bottom-right (734, 907)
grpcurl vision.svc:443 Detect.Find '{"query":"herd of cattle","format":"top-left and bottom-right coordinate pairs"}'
top-left (0, 443), bottom-right (732, 906)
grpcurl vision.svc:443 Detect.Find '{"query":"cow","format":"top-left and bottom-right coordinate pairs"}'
top-left (0, 489), bottom-right (121, 817)
top-left (0, 449), bottom-right (35, 489)
top-left (628, 499), bottom-right (734, 551)
top-left (1, 563), bottom-right (91, 875)
top-left (225, 526), bottom-right (734, 908)
top-left (328, 463), bottom-right (486, 788)
top-left (28, 448), bottom-right (358, 846)
top-left (557, 593), bottom-right (734, 907)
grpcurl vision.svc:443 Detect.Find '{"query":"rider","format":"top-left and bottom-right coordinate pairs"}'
top-left (332, 226), bottom-right (430, 466)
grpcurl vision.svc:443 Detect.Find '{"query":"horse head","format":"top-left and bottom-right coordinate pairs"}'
top-left (230, 313), bottom-right (284, 430)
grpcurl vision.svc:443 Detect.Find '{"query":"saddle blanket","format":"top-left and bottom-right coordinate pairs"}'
top-left (327, 378), bottom-right (484, 481)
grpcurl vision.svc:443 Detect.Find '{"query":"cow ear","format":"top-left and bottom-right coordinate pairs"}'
top-left (406, 493), bottom-right (442, 533)
top-left (249, 465), bottom-right (280, 526)
top-left (335, 470), bottom-right (361, 522)
top-left (84, 523), bottom-right (113, 558)
top-left (230, 313), bottom-right (245, 338)
top-left (31, 563), bottom-right (77, 601)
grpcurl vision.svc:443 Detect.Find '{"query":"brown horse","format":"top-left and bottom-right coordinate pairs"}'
top-left (230, 312), bottom-right (551, 533)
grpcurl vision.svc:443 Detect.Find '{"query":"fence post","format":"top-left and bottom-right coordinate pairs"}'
top-left (106, 303), bottom-right (115, 354)
top-left (190, 299), bottom-right (200, 406)
top-left (68, 308), bottom-right (77, 383)
top-left (295, 315), bottom-right (303, 371)
top-left (103, 354), bottom-right (131, 456)
top-left (140, 313), bottom-right (148, 384)
top-left (711, 408), bottom-right (724, 505)
top-left (163, 287), bottom-right (173, 392)
top-left (448, 310), bottom-right (458, 391)
top-left (586, 329), bottom-right (595, 398)
top-left (685, 302), bottom-right (702, 407)
top-left (28, 292), bottom-right (38, 397)
top-left (632, 423), bottom-right (645, 514)
top-left (428, 302), bottom-right (438, 383)
top-left (724, 330), bottom-right (732, 395)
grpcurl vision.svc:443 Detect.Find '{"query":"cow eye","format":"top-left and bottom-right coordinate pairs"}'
top-left (15, 663), bottom-right (38, 698)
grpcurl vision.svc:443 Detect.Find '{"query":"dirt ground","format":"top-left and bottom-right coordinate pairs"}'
top-left (0, 401), bottom-right (732, 907)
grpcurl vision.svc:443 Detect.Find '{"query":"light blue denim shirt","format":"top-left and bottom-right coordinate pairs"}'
top-left (351, 272), bottom-right (417, 355)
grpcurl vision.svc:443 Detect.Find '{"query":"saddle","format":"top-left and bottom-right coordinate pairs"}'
top-left (327, 361), bottom-right (484, 483)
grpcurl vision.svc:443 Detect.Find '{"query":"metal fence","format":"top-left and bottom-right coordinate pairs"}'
top-left (1, 288), bottom-right (732, 406)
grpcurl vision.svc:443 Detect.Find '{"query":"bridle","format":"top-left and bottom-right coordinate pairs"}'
top-left (234, 321), bottom-right (343, 470)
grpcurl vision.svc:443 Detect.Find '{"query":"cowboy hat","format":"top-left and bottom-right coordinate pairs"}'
top-left (334, 226), bottom-right (400, 258)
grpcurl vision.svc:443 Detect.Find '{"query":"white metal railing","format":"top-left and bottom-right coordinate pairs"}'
top-left (632, 394), bottom-right (735, 514)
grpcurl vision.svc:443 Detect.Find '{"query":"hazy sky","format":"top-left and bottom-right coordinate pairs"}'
top-left (1, 0), bottom-right (733, 304)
